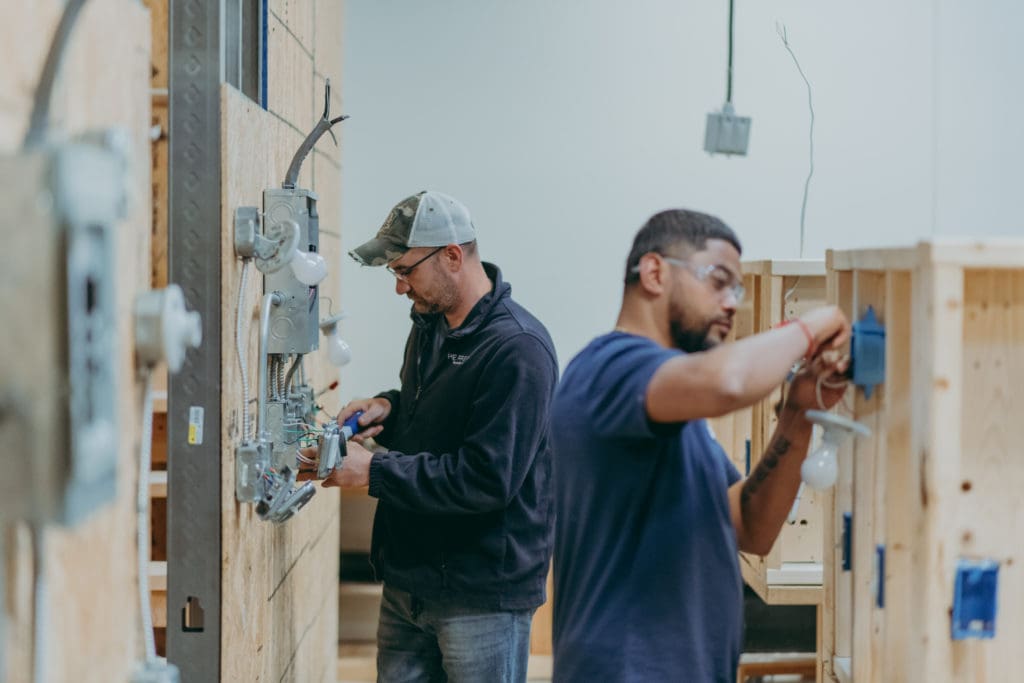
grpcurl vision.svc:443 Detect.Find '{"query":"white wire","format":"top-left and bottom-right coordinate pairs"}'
top-left (815, 372), bottom-right (853, 413)
top-left (236, 260), bottom-right (252, 441)
top-left (784, 276), bottom-right (802, 303)
top-left (137, 370), bottom-right (157, 663)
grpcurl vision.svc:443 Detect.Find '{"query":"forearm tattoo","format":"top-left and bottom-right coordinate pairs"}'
top-left (740, 436), bottom-right (792, 506)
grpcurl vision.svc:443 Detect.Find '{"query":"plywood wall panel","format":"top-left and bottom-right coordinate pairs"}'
top-left (271, 0), bottom-right (314, 54)
top-left (220, 85), bottom-right (340, 683)
top-left (1, 1), bottom-right (152, 681)
top-left (268, 13), bottom-right (315, 134)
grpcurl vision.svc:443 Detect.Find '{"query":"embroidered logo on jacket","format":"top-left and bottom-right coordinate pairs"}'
top-left (447, 352), bottom-right (471, 366)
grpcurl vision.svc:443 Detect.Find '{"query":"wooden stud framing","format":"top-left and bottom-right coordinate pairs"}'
top-left (821, 240), bottom-right (1024, 682)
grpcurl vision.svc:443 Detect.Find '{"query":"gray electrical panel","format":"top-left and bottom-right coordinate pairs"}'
top-left (0, 137), bottom-right (127, 525)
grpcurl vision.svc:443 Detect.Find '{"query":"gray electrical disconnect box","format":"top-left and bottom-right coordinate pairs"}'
top-left (0, 135), bottom-right (128, 525)
top-left (704, 102), bottom-right (751, 156)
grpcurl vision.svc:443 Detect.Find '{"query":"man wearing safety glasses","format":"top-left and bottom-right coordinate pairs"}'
top-left (551, 209), bottom-right (850, 682)
top-left (330, 190), bottom-right (557, 683)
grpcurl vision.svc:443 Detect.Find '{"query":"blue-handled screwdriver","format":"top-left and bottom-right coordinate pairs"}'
top-left (340, 410), bottom-right (364, 440)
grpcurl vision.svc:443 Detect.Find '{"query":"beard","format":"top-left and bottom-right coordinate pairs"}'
top-left (667, 289), bottom-right (717, 353)
top-left (412, 264), bottom-right (460, 315)
top-left (669, 317), bottom-right (714, 353)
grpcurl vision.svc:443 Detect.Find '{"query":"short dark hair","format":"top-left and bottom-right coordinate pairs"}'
top-left (623, 209), bottom-right (742, 285)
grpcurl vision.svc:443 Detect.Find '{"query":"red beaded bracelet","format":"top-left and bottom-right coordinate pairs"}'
top-left (776, 318), bottom-right (816, 360)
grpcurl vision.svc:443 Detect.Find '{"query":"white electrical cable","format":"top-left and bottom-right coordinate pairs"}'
top-left (787, 482), bottom-right (805, 524)
top-left (236, 260), bottom-right (252, 441)
top-left (137, 370), bottom-right (157, 664)
top-left (23, 0), bottom-right (88, 150)
top-left (815, 372), bottom-right (853, 414)
top-left (31, 523), bottom-right (48, 683)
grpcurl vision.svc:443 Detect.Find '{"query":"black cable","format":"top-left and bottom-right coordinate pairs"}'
top-left (23, 0), bottom-right (89, 149)
top-left (726, 0), bottom-right (735, 103)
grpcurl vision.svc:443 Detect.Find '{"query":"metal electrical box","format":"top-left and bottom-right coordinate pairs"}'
top-left (0, 139), bottom-right (127, 525)
top-left (264, 187), bottom-right (321, 355)
top-left (704, 103), bottom-right (751, 156)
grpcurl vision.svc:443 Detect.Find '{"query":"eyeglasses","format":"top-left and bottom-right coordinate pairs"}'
top-left (665, 257), bottom-right (745, 303)
top-left (632, 255), bottom-right (744, 303)
top-left (386, 247), bottom-right (444, 282)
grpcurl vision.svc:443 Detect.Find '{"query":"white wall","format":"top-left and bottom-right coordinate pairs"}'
top-left (336, 0), bottom-right (1024, 397)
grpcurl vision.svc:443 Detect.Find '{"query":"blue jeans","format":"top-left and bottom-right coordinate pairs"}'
top-left (376, 584), bottom-right (535, 683)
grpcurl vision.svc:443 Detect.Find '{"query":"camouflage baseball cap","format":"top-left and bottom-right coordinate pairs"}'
top-left (349, 191), bottom-right (477, 266)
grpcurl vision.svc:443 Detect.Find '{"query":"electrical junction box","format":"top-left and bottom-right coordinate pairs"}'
top-left (952, 559), bottom-right (999, 640)
top-left (267, 387), bottom-right (316, 470)
top-left (851, 305), bottom-right (886, 399)
top-left (0, 137), bottom-right (128, 525)
top-left (264, 187), bottom-right (321, 355)
top-left (704, 102), bottom-right (751, 156)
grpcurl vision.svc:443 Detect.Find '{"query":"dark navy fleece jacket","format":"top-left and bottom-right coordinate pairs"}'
top-left (367, 263), bottom-right (558, 610)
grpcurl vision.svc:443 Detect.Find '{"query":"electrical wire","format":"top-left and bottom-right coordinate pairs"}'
top-left (815, 372), bottom-right (853, 414)
top-left (283, 354), bottom-right (302, 395)
top-left (136, 370), bottom-right (157, 664)
top-left (726, 0), bottom-right (735, 103)
top-left (776, 23), bottom-right (815, 258)
top-left (236, 260), bottom-right (252, 441)
top-left (784, 276), bottom-right (802, 303)
top-left (23, 0), bottom-right (89, 149)
top-left (780, 355), bottom-right (852, 414)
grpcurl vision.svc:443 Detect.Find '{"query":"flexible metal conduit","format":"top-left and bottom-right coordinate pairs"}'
top-left (235, 261), bottom-right (252, 441)
top-left (257, 292), bottom-right (282, 441)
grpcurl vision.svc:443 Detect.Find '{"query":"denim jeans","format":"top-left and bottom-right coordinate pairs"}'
top-left (376, 584), bottom-right (535, 683)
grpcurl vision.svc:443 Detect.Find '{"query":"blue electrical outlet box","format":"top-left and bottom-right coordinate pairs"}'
top-left (851, 306), bottom-right (885, 399)
top-left (842, 512), bottom-right (853, 571)
top-left (951, 559), bottom-right (999, 640)
top-left (875, 545), bottom-right (886, 608)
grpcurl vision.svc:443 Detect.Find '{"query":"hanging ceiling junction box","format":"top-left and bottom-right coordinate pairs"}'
top-left (704, 102), bottom-right (751, 156)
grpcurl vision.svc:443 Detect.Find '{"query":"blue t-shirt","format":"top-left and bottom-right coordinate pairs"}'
top-left (551, 332), bottom-right (743, 683)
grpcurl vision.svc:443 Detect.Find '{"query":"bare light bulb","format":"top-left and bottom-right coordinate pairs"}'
top-left (802, 410), bottom-right (872, 491)
top-left (290, 249), bottom-right (327, 286)
top-left (327, 330), bottom-right (352, 366)
top-left (319, 312), bottom-right (351, 367)
top-left (802, 437), bottom-right (840, 490)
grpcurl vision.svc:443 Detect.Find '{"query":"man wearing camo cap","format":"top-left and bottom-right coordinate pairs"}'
top-left (326, 191), bottom-right (558, 682)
